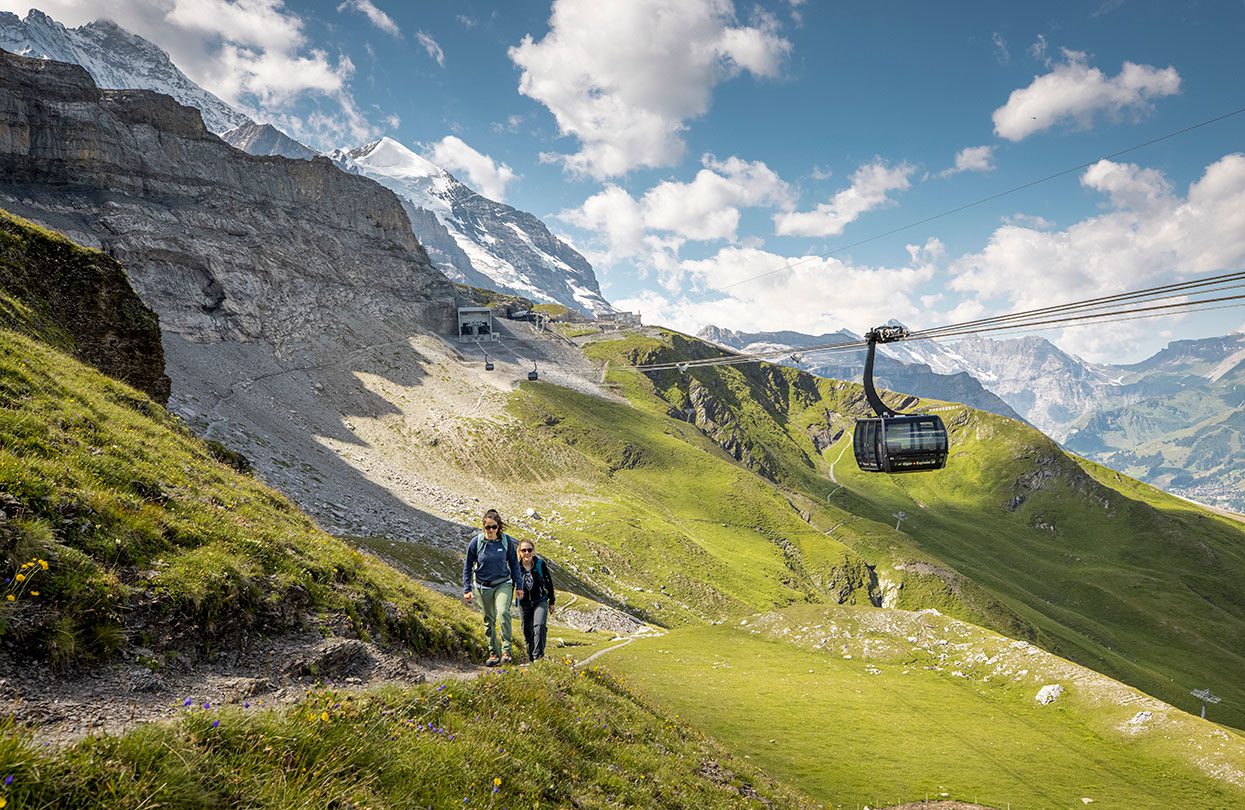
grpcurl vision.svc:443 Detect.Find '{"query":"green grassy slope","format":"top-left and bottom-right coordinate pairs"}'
top-left (0, 328), bottom-right (484, 665)
top-left (0, 217), bottom-right (819, 809)
top-left (552, 329), bottom-right (1245, 730)
top-left (0, 662), bottom-right (813, 809)
top-left (604, 605), bottom-right (1245, 808)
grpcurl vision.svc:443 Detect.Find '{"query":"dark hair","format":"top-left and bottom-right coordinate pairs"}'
top-left (483, 509), bottom-right (504, 531)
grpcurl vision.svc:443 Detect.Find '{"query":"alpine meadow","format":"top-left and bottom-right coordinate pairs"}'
top-left (3, 2), bottom-right (1245, 809)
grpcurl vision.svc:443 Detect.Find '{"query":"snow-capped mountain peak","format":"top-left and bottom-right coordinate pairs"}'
top-left (332, 138), bottom-right (613, 316)
top-left (221, 122), bottom-right (318, 160)
top-left (0, 9), bottom-right (249, 134)
top-left (349, 137), bottom-right (445, 181)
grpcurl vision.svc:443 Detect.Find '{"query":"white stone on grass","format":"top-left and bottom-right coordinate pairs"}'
top-left (1036, 684), bottom-right (1064, 705)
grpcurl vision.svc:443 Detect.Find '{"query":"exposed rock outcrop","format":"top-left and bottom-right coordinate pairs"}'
top-left (0, 208), bottom-right (170, 402)
top-left (0, 49), bottom-right (457, 356)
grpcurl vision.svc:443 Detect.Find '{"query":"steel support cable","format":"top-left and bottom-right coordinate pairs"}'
top-left (907, 295), bottom-right (1245, 342)
top-left (923, 300), bottom-right (1245, 343)
top-left (628, 292), bottom-right (1245, 371)
top-left (630, 271), bottom-right (1245, 370)
top-left (907, 270), bottom-right (1245, 339)
top-left (712, 105), bottom-right (1245, 294)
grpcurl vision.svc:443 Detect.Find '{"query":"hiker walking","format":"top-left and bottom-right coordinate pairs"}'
top-left (462, 509), bottom-right (524, 666)
top-left (517, 539), bottom-right (556, 662)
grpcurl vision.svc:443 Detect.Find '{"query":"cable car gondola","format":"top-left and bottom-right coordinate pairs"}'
top-left (853, 325), bottom-right (948, 473)
top-left (528, 362), bottom-right (539, 381)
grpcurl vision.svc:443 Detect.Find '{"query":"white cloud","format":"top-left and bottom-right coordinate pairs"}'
top-left (557, 153), bottom-right (791, 267)
top-left (1002, 212), bottom-right (1055, 229)
top-left (3, 1), bottom-right (378, 148)
top-left (950, 153), bottom-right (1245, 360)
top-left (337, 0), bottom-right (401, 38)
top-left (641, 154), bottom-right (792, 241)
top-left (427, 136), bottom-right (516, 201)
top-left (614, 245), bottom-right (939, 338)
top-left (415, 31), bottom-right (445, 66)
top-left (939, 145), bottom-right (996, 177)
top-left (774, 159), bottom-right (915, 237)
top-left (508, 0), bottom-right (791, 178)
top-left (992, 48), bottom-right (1180, 141)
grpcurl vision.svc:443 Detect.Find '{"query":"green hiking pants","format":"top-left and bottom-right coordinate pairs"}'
top-left (478, 582), bottom-right (514, 656)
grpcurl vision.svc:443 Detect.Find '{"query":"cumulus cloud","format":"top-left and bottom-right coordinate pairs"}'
top-left (774, 159), bottom-right (915, 237)
top-left (992, 48), bottom-right (1180, 141)
top-left (557, 154), bottom-right (791, 267)
top-left (612, 244), bottom-right (939, 338)
top-left (3, 0), bottom-right (379, 147)
top-left (950, 153), bottom-right (1245, 360)
top-left (337, 0), bottom-right (401, 37)
top-left (509, 0), bottom-right (791, 178)
top-left (415, 31), bottom-right (445, 66)
top-left (427, 136), bottom-right (516, 201)
top-left (939, 145), bottom-right (996, 177)
top-left (642, 154), bottom-right (792, 241)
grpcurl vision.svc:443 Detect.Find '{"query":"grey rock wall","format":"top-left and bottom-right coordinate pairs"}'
top-left (0, 49), bottom-right (457, 361)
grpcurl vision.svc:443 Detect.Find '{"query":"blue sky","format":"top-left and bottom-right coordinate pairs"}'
top-left (12, 0), bottom-right (1245, 362)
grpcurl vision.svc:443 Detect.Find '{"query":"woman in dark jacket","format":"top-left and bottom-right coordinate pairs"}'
top-left (516, 539), bottom-right (555, 662)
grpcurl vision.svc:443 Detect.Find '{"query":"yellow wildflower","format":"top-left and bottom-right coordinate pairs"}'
top-left (15, 575), bottom-right (24, 582)
top-left (1, 795), bottom-right (7, 807)
top-left (493, 778), bottom-right (502, 787)
top-left (29, 591), bottom-right (39, 597)
top-left (39, 560), bottom-right (48, 570)
top-left (5, 595), bottom-right (13, 602)
top-left (320, 711), bottom-right (329, 722)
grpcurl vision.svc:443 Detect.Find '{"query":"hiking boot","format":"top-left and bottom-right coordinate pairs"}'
top-left (500, 653), bottom-right (513, 665)
top-left (485, 654), bottom-right (500, 667)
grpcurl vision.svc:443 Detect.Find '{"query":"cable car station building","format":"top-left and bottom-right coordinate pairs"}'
top-left (456, 307), bottom-right (497, 341)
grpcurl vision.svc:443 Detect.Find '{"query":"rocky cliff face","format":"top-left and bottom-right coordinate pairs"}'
top-left (0, 9), bottom-right (249, 134)
top-left (0, 50), bottom-right (465, 538)
top-left (0, 50), bottom-right (456, 354)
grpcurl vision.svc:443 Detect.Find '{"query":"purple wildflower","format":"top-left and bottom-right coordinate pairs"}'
top-left (437, 684), bottom-right (446, 691)
top-left (243, 701), bottom-right (250, 709)
top-left (4, 774), bottom-right (13, 786)
top-left (203, 702), bottom-right (211, 710)
top-left (211, 719), bottom-right (220, 729)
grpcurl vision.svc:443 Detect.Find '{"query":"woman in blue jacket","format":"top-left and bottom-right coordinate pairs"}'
top-left (462, 509), bottom-right (524, 665)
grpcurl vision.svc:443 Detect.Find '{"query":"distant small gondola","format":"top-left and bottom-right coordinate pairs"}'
top-left (853, 325), bottom-right (948, 473)
top-left (528, 362), bottom-right (539, 381)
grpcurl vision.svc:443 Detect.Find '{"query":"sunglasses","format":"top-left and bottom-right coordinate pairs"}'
top-left (483, 523), bottom-right (499, 530)
top-left (519, 548), bottom-right (534, 553)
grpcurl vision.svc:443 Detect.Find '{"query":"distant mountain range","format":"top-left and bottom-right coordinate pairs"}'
top-left (0, 8), bottom-right (612, 318)
top-left (697, 325), bottom-right (1026, 423)
top-left (700, 325), bottom-right (1245, 512)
